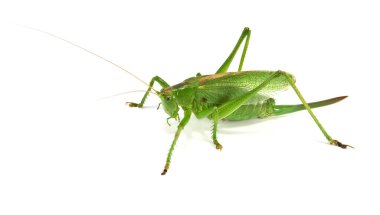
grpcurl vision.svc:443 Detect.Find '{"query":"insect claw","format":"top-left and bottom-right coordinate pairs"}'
top-left (330, 139), bottom-right (354, 149)
top-left (125, 102), bottom-right (141, 108)
top-left (161, 163), bottom-right (170, 175)
top-left (161, 169), bottom-right (168, 175)
top-left (339, 143), bottom-right (354, 149)
top-left (216, 144), bottom-right (223, 150)
top-left (214, 140), bottom-right (223, 150)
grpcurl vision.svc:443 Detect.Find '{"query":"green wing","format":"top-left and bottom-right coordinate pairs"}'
top-left (194, 71), bottom-right (291, 107)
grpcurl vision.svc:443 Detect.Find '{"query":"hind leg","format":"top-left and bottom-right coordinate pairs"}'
top-left (216, 27), bottom-right (251, 73)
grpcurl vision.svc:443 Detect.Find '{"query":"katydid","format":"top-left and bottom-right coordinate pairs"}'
top-left (25, 26), bottom-right (351, 175)
top-left (126, 27), bottom-right (351, 175)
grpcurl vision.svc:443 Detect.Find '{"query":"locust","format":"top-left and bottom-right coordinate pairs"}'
top-left (26, 26), bottom-right (351, 175)
top-left (126, 27), bottom-right (352, 175)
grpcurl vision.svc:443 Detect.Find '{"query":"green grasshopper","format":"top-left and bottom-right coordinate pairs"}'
top-left (126, 27), bottom-right (351, 175)
top-left (25, 26), bottom-right (351, 175)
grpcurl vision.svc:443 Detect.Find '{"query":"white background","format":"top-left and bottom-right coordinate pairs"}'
top-left (1, 0), bottom-right (379, 214)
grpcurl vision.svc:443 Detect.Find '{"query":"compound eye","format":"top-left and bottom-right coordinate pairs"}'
top-left (166, 96), bottom-right (171, 101)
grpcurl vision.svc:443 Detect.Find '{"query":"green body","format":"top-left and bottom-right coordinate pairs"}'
top-left (169, 70), bottom-right (294, 121)
top-left (126, 27), bottom-right (351, 175)
top-left (30, 26), bottom-right (350, 175)
top-left (162, 70), bottom-right (344, 121)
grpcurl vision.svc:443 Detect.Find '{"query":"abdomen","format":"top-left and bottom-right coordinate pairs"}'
top-left (224, 98), bottom-right (276, 121)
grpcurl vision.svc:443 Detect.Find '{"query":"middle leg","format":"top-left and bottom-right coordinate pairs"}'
top-left (212, 107), bottom-right (223, 150)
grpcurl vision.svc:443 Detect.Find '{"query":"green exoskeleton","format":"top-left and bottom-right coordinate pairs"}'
top-left (26, 26), bottom-right (351, 175)
top-left (126, 27), bottom-right (352, 175)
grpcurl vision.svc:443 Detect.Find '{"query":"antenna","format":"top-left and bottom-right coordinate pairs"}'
top-left (19, 25), bottom-right (150, 87)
